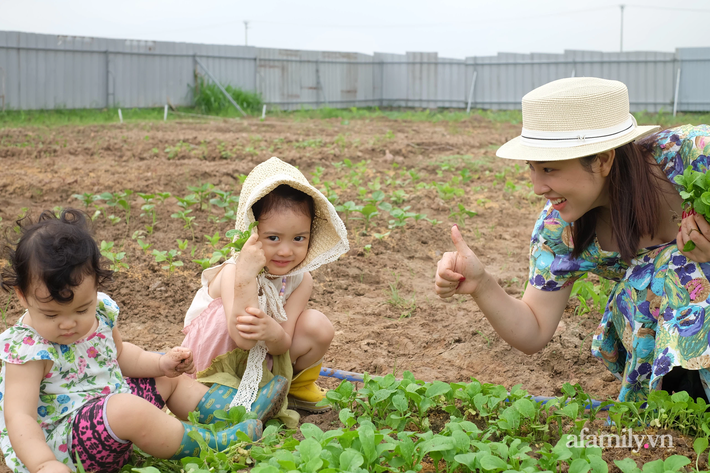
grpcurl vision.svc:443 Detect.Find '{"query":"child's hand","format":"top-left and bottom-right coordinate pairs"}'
top-left (236, 230), bottom-right (266, 280)
top-left (159, 347), bottom-right (195, 377)
top-left (36, 460), bottom-right (72, 473)
top-left (236, 307), bottom-right (281, 343)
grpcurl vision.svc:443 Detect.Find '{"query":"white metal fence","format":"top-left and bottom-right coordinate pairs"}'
top-left (1, 30), bottom-right (708, 113)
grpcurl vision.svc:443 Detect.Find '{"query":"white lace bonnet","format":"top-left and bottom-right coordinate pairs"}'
top-left (229, 157), bottom-right (349, 410)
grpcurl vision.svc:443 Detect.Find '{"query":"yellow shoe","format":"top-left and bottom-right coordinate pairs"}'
top-left (288, 359), bottom-right (331, 413)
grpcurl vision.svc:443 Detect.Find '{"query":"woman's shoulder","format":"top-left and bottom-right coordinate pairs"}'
top-left (643, 125), bottom-right (710, 177)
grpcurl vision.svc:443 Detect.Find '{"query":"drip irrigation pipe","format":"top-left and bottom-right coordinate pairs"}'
top-left (319, 367), bottom-right (611, 411)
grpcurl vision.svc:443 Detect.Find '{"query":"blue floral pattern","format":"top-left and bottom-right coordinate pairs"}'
top-left (529, 125), bottom-right (710, 402)
top-left (0, 293), bottom-right (131, 472)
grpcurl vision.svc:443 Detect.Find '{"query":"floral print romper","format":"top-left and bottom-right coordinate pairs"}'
top-left (0, 293), bottom-right (132, 472)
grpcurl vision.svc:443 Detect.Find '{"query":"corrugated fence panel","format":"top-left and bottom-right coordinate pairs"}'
top-left (0, 31), bottom-right (709, 112)
top-left (678, 47), bottom-right (710, 112)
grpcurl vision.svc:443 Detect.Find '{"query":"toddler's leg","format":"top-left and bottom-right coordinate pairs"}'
top-left (136, 374), bottom-right (288, 424)
top-left (104, 393), bottom-right (262, 459)
top-left (288, 309), bottom-right (334, 412)
top-left (289, 309), bottom-right (334, 372)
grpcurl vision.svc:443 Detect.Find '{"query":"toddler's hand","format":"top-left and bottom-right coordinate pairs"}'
top-left (160, 347), bottom-right (195, 377)
top-left (36, 460), bottom-right (71, 473)
top-left (236, 307), bottom-right (281, 343)
top-left (236, 231), bottom-right (266, 280)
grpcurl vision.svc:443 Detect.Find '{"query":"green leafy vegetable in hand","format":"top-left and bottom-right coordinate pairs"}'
top-left (673, 166), bottom-right (710, 251)
top-left (224, 221), bottom-right (259, 252)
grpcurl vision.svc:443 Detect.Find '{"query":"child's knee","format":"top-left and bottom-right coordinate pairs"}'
top-left (304, 310), bottom-right (334, 345)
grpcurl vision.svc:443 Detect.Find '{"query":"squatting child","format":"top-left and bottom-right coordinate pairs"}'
top-left (182, 157), bottom-right (349, 426)
top-left (0, 209), bottom-right (287, 473)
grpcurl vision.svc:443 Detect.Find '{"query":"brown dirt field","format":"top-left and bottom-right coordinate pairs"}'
top-left (0, 115), bottom-right (679, 469)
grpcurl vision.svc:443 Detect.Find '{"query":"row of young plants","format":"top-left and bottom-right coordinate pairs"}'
top-left (118, 372), bottom-right (710, 473)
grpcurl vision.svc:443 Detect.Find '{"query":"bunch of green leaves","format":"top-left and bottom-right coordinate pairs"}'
top-left (153, 249), bottom-right (183, 275)
top-left (224, 221), bottom-right (259, 253)
top-left (674, 166), bottom-right (710, 250)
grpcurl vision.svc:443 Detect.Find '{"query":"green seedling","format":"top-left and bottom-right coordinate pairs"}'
top-left (171, 209), bottom-right (197, 240)
top-left (335, 201), bottom-right (362, 226)
top-left (187, 183), bottom-right (215, 211)
top-left (177, 239), bottom-right (189, 251)
top-left (192, 258), bottom-right (212, 270)
top-left (107, 215), bottom-right (121, 225)
top-left (355, 204), bottom-right (379, 233)
top-left (204, 231), bottom-right (221, 248)
top-left (390, 189), bottom-right (408, 204)
top-left (449, 203), bottom-right (478, 227)
top-left (72, 192), bottom-right (99, 209)
top-left (176, 194), bottom-right (199, 210)
top-left (224, 221), bottom-right (259, 253)
top-left (136, 239), bottom-right (153, 254)
top-left (100, 241), bottom-right (128, 272)
top-left (153, 249), bottom-right (183, 275)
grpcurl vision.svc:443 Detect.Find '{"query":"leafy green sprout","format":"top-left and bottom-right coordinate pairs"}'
top-left (72, 192), bottom-right (100, 209)
top-left (449, 203), bottom-right (478, 227)
top-left (355, 204), bottom-right (379, 233)
top-left (335, 201), bottom-right (362, 226)
top-left (100, 241), bottom-right (128, 272)
top-left (176, 239), bottom-right (189, 251)
top-left (204, 231), bottom-right (221, 249)
top-left (152, 249), bottom-right (183, 275)
top-left (187, 183), bottom-right (215, 211)
top-left (171, 209), bottom-right (197, 241)
top-left (136, 239), bottom-right (153, 254)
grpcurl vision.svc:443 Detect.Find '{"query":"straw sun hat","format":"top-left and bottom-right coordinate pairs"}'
top-left (233, 156), bottom-right (349, 275)
top-left (496, 77), bottom-right (660, 161)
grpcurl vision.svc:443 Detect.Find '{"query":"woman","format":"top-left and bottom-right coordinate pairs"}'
top-left (435, 77), bottom-right (710, 402)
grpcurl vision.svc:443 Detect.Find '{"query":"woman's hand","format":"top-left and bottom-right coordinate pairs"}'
top-left (36, 460), bottom-right (71, 473)
top-left (236, 231), bottom-right (266, 281)
top-left (435, 225), bottom-right (488, 298)
top-left (236, 307), bottom-right (282, 343)
top-left (677, 213), bottom-right (710, 262)
top-left (159, 347), bottom-right (195, 377)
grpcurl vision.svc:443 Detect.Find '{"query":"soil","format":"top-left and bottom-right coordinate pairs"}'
top-left (0, 115), bottom-right (699, 470)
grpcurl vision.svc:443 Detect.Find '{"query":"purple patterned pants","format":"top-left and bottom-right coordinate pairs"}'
top-left (70, 377), bottom-right (166, 473)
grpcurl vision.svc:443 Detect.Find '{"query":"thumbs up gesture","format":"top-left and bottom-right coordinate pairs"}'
top-left (435, 225), bottom-right (487, 298)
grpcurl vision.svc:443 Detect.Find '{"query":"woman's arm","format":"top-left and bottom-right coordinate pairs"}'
top-left (436, 225), bottom-right (572, 354)
top-left (115, 327), bottom-right (195, 378)
top-left (5, 361), bottom-right (70, 473)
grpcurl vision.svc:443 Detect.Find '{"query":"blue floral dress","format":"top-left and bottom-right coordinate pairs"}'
top-left (529, 124), bottom-right (710, 402)
top-left (0, 293), bottom-right (131, 473)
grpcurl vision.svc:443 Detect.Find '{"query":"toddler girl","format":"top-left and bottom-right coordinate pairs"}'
top-left (182, 157), bottom-right (349, 426)
top-left (0, 209), bottom-right (287, 473)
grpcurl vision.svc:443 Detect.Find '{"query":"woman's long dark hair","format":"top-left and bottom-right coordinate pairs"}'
top-left (570, 141), bottom-right (664, 263)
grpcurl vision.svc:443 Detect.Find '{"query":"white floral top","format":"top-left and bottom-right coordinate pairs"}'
top-left (0, 293), bottom-right (131, 473)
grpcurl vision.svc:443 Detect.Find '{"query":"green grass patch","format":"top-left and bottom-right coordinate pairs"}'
top-left (1, 104), bottom-right (709, 129)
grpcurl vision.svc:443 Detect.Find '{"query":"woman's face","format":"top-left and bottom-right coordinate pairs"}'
top-left (526, 156), bottom-right (610, 223)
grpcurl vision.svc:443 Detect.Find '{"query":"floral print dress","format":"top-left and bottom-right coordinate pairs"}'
top-left (529, 124), bottom-right (710, 402)
top-left (0, 293), bottom-right (131, 473)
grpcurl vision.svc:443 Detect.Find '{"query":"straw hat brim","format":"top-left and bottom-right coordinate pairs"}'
top-left (496, 125), bottom-right (660, 161)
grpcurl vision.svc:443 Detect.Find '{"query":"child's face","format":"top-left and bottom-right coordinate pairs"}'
top-left (16, 276), bottom-right (99, 344)
top-left (257, 207), bottom-right (312, 275)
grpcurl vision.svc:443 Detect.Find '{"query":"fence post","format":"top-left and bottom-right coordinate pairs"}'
top-left (466, 70), bottom-right (477, 114)
top-left (380, 61), bottom-right (385, 108)
top-left (673, 67), bottom-right (682, 117)
top-left (105, 50), bottom-right (109, 108)
top-left (254, 55), bottom-right (259, 98)
top-left (193, 54), bottom-right (199, 106)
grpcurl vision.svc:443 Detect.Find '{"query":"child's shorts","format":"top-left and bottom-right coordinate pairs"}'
top-left (70, 377), bottom-right (166, 473)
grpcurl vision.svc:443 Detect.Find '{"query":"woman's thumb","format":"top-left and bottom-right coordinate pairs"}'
top-left (450, 225), bottom-right (473, 254)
